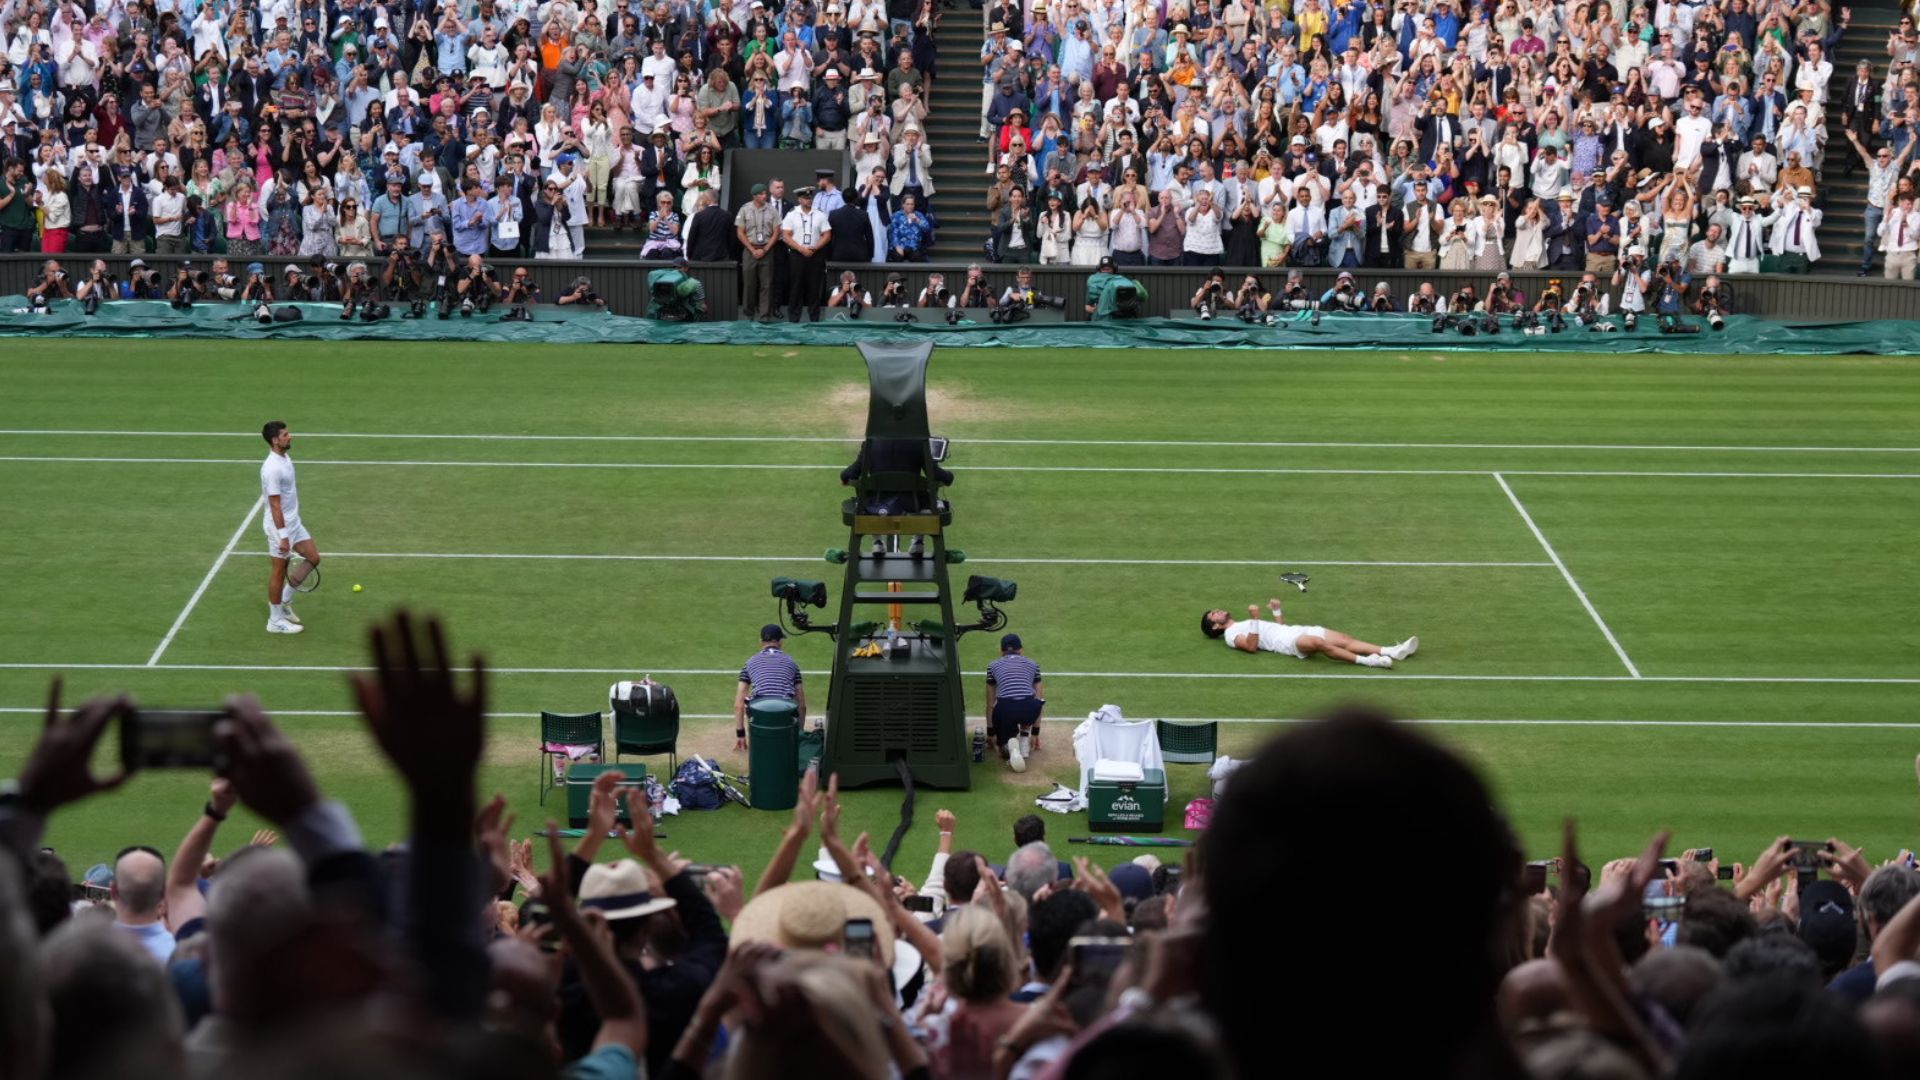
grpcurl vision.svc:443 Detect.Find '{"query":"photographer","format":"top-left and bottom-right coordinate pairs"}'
top-left (993, 266), bottom-right (1066, 323)
top-left (556, 275), bottom-right (607, 308)
top-left (165, 261), bottom-right (205, 308)
top-left (121, 259), bottom-right (165, 300)
top-left (501, 265), bottom-right (542, 321)
top-left (879, 272), bottom-right (912, 309)
top-left (1692, 274), bottom-right (1735, 328)
top-left (1191, 267), bottom-right (1229, 320)
top-left (1450, 282), bottom-right (1481, 313)
top-left (422, 235), bottom-right (462, 316)
top-left (1275, 269), bottom-right (1313, 311)
top-left (76, 260), bottom-right (118, 311)
top-left (239, 262), bottom-right (276, 304)
top-left (1533, 278), bottom-right (1566, 313)
top-left (1653, 254), bottom-right (1690, 319)
top-left (829, 270), bottom-right (873, 316)
top-left (1367, 282), bottom-right (1399, 312)
top-left (1234, 274), bottom-right (1273, 324)
top-left (916, 272), bottom-right (956, 309)
top-left (957, 264), bottom-right (994, 308)
top-left (1318, 270), bottom-right (1363, 312)
top-left (455, 255), bottom-right (501, 315)
top-left (281, 264), bottom-right (315, 303)
top-left (340, 262), bottom-right (381, 318)
top-left (25, 260), bottom-right (75, 307)
top-left (1485, 272), bottom-right (1526, 315)
top-left (383, 236), bottom-right (424, 302)
top-left (1568, 273), bottom-right (1606, 322)
top-left (1612, 245), bottom-right (1652, 328)
top-left (1405, 282), bottom-right (1446, 316)
top-left (307, 261), bottom-right (343, 303)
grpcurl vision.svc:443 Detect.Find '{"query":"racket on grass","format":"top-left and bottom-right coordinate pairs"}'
top-left (288, 551), bottom-right (322, 593)
top-left (1279, 572), bottom-right (1310, 593)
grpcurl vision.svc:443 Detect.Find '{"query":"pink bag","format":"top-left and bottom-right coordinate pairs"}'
top-left (1183, 798), bottom-right (1214, 831)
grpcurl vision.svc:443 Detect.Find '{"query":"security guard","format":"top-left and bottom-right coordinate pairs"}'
top-left (985, 633), bottom-right (1045, 772)
top-left (734, 623), bottom-right (806, 751)
top-left (780, 186), bottom-right (832, 322)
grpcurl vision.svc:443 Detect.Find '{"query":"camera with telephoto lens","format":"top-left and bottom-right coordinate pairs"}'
top-left (1408, 291), bottom-right (1436, 315)
top-left (1369, 293), bottom-right (1394, 313)
top-left (1707, 310), bottom-right (1725, 330)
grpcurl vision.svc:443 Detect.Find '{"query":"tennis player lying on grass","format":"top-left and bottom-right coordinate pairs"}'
top-left (1201, 598), bottom-right (1419, 668)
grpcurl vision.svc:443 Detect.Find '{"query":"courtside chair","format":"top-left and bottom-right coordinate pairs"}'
top-left (612, 688), bottom-right (682, 778)
top-left (1156, 719), bottom-right (1219, 765)
top-left (539, 711), bottom-right (606, 805)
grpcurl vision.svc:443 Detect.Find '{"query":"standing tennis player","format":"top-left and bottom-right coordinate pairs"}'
top-left (261, 421), bottom-right (320, 634)
top-left (1200, 598), bottom-right (1416, 668)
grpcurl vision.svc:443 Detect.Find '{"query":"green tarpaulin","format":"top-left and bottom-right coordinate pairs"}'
top-left (4, 298), bottom-right (1918, 354)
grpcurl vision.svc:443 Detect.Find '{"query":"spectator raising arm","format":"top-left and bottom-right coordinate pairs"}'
top-left (164, 777), bottom-right (240, 934)
top-left (754, 764), bottom-right (822, 895)
top-left (539, 827), bottom-right (649, 1065)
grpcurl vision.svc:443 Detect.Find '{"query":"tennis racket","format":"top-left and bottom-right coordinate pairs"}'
top-left (288, 551), bottom-right (322, 593)
top-left (1279, 572), bottom-right (1310, 593)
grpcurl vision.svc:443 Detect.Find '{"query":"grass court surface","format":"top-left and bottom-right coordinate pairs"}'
top-left (2, 341), bottom-right (1918, 877)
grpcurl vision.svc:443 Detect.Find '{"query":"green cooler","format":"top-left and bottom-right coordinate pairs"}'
top-left (1087, 768), bottom-right (1166, 833)
top-left (566, 762), bottom-right (646, 828)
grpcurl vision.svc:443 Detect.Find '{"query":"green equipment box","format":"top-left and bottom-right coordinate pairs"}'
top-left (1087, 768), bottom-right (1166, 833)
top-left (566, 762), bottom-right (646, 828)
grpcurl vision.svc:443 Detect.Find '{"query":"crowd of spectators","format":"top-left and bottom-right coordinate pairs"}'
top-left (964, 0), bottom-right (1920, 280)
top-left (0, 0), bottom-right (940, 268)
top-left (8, 610), bottom-right (1920, 1080)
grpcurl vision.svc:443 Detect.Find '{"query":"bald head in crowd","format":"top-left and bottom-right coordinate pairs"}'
top-left (112, 848), bottom-right (166, 925)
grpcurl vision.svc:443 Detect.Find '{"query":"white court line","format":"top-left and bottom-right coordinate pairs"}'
top-left (3, 455), bottom-right (1917, 481)
top-left (226, 550), bottom-right (1552, 569)
top-left (0, 707), bottom-right (1912, 730)
top-left (1495, 473), bottom-right (1641, 679)
top-left (2, 429), bottom-right (1917, 454)
top-left (0, 662), bottom-right (1913, 684)
top-left (147, 498), bottom-right (265, 667)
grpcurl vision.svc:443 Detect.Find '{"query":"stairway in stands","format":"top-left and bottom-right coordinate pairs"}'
top-left (927, 11), bottom-right (991, 259)
top-left (1816, 1), bottom-right (1904, 275)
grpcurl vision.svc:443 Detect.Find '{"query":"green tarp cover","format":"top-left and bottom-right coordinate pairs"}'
top-left (3, 298), bottom-right (1917, 354)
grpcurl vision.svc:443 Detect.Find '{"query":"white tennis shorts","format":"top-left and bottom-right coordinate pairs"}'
top-left (265, 518), bottom-right (312, 559)
top-left (1271, 625), bottom-right (1329, 659)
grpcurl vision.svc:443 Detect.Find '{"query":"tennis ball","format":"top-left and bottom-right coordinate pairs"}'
top-left (352, 584), bottom-right (364, 593)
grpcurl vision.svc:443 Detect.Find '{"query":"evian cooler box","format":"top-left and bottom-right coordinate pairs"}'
top-left (1087, 763), bottom-right (1166, 833)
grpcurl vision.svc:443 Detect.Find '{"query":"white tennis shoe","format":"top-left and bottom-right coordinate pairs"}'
top-left (1383, 636), bottom-right (1419, 662)
top-left (1357, 654), bottom-right (1392, 669)
top-left (1008, 743), bottom-right (1027, 772)
top-left (267, 619), bottom-right (304, 635)
top-left (280, 603), bottom-right (302, 625)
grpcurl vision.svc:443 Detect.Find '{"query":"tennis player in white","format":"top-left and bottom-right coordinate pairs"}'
top-left (1201, 598), bottom-right (1417, 668)
top-left (261, 421), bottom-right (321, 634)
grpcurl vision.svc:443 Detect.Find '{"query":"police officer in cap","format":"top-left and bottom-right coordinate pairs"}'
top-left (734, 623), bottom-right (806, 750)
top-left (985, 633), bottom-right (1045, 771)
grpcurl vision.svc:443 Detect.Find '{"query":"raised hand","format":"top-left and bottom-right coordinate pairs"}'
top-left (475, 793), bottom-right (517, 896)
top-left (16, 678), bottom-right (130, 814)
top-left (1073, 856), bottom-right (1127, 921)
top-left (217, 694), bottom-right (322, 825)
top-left (1823, 837), bottom-right (1871, 892)
top-left (702, 865), bottom-right (746, 921)
top-left (351, 611), bottom-right (487, 833)
top-left (818, 772), bottom-right (843, 843)
top-left (791, 765), bottom-right (822, 836)
top-left (588, 770), bottom-right (626, 836)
